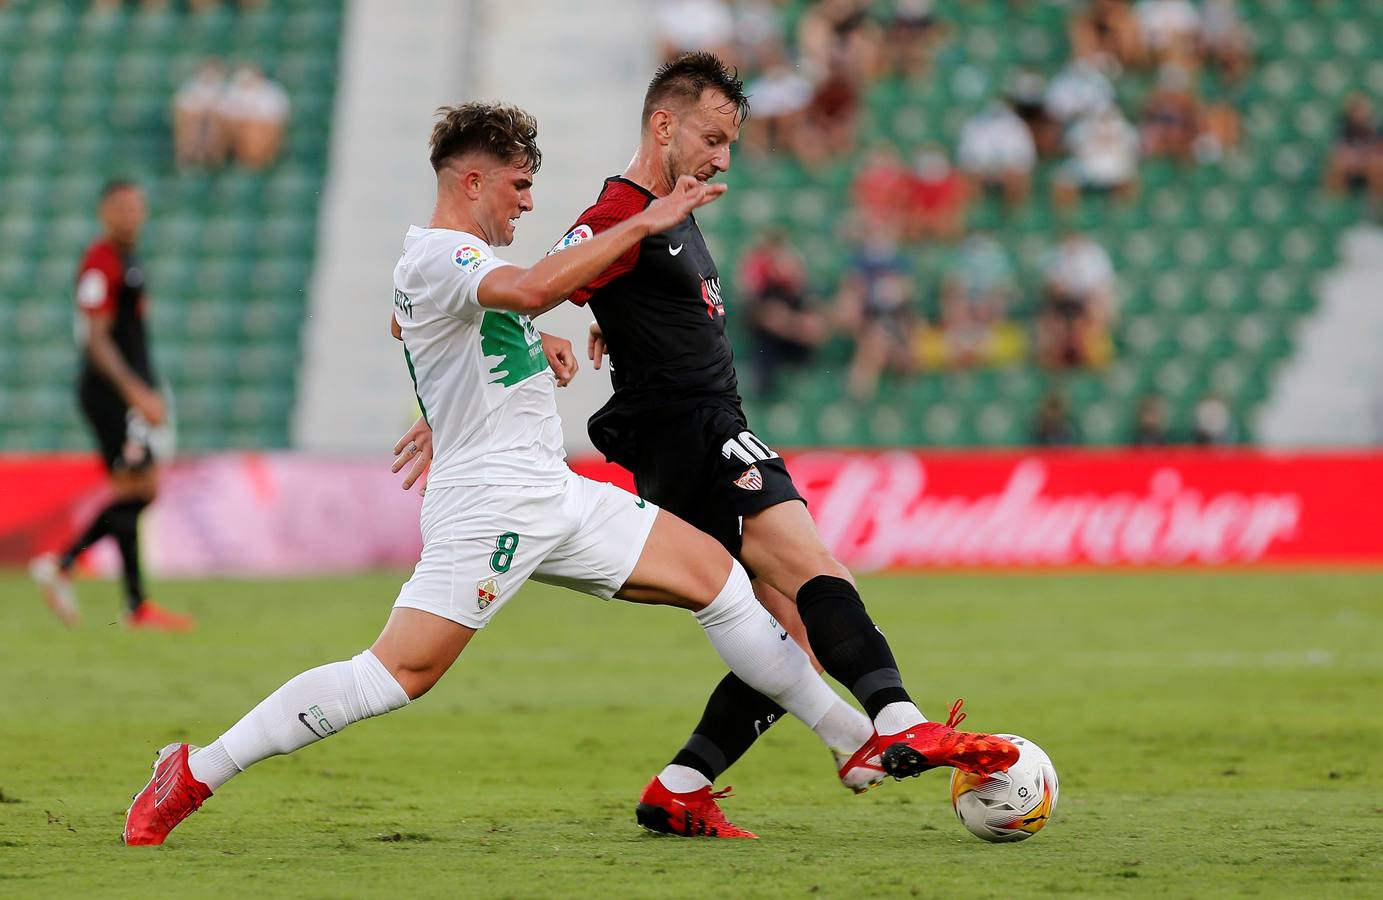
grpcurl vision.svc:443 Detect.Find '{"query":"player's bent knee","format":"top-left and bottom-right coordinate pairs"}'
top-left (384, 662), bottom-right (444, 701)
top-left (617, 511), bottom-right (734, 610)
top-left (400, 674), bottom-right (439, 701)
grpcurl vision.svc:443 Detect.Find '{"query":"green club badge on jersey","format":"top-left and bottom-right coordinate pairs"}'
top-left (479, 311), bottom-right (546, 387)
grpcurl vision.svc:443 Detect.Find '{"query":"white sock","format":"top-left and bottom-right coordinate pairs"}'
top-left (693, 561), bottom-right (839, 731)
top-left (874, 701), bottom-right (927, 735)
top-left (813, 697), bottom-right (874, 755)
top-left (188, 741), bottom-right (240, 791)
top-left (202, 650), bottom-right (409, 786)
top-left (658, 763), bottom-right (712, 794)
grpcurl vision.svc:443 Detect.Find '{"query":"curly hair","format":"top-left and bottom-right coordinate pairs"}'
top-left (429, 102), bottom-right (542, 174)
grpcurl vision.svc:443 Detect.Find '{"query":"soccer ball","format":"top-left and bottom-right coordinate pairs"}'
top-left (950, 734), bottom-right (1058, 843)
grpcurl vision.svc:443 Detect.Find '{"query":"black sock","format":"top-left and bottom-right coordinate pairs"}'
top-left (104, 499), bottom-right (149, 613)
top-left (59, 499), bottom-right (126, 569)
top-left (668, 673), bottom-right (786, 783)
top-left (795, 575), bottom-right (911, 719)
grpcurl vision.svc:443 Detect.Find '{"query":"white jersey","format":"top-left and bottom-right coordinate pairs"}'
top-left (392, 226), bottom-right (567, 489)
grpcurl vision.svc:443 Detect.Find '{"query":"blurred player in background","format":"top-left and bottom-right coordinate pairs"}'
top-left (29, 180), bottom-right (194, 632)
top-left (555, 52), bottom-right (1017, 837)
top-left (121, 102), bottom-right (919, 846)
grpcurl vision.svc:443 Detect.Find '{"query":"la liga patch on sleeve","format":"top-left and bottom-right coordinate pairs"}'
top-left (76, 269), bottom-right (109, 309)
top-left (453, 244), bottom-right (486, 272)
top-left (550, 224), bottom-right (593, 255)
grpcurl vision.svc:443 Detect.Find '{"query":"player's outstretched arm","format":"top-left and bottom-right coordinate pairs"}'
top-left (476, 175), bottom-right (725, 317)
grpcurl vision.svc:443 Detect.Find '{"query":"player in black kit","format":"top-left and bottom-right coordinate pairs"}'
top-left (29, 180), bottom-right (195, 632)
top-left (557, 54), bottom-right (1017, 837)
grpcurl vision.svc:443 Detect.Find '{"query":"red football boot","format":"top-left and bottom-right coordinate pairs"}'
top-left (835, 735), bottom-right (887, 794)
top-left (29, 553), bottom-right (81, 627)
top-left (126, 601), bottom-right (196, 632)
top-left (635, 777), bottom-right (757, 839)
top-left (879, 699), bottom-right (1019, 778)
top-left (122, 743), bottom-right (213, 845)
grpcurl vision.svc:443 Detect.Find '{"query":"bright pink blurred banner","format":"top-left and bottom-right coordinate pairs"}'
top-left (4, 450), bottom-right (1381, 575)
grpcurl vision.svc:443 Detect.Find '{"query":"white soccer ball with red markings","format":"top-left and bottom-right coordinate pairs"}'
top-left (950, 734), bottom-right (1058, 843)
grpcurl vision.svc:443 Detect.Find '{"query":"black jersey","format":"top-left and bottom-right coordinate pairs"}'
top-left (560, 177), bottom-right (740, 458)
top-left (74, 237), bottom-right (154, 395)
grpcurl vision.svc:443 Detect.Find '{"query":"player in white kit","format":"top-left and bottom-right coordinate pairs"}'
top-left (121, 102), bottom-right (877, 844)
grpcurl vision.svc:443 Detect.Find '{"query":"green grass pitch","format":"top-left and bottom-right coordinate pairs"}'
top-left (2, 569), bottom-right (1381, 898)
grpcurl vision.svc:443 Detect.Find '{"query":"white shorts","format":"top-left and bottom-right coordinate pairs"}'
top-left (393, 471), bottom-right (659, 630)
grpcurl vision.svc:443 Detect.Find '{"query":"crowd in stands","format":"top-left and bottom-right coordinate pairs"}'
top-left (174, 59), bottom-right (290, 171)
top-left (1034, 385), bottom-right (1235, 446)
top-left (659, 0), bottom-right (1376, 446)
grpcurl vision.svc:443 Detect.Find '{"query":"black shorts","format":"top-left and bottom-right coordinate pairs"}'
top-left (612, 402), bottom-right (804, 558)
top-left (78, 377), bottom-right (154, 474)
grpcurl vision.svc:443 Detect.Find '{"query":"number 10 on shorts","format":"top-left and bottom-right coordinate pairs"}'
top-left (721, 431), bottom-right (778, 466)
top-left (490, 532), bottom-right (519, 573)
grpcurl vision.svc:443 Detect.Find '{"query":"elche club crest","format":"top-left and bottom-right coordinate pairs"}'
top-left (477, 578), bottom-right (499, 610)
top-left (734, 465), bottom-right (763, 491)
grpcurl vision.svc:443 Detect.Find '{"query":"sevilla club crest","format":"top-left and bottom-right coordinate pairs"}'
top-left (734, 465), bottom-right (763, 491)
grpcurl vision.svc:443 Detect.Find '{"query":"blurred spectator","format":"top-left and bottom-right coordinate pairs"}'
top-left (1053, 104), bottom-right (1140, 212)
top-left (833, 225), bottom-right (918, 399)
top-left (906, 145), bottom-right (968, 242)
top-left (220, 64), bottom-right (290, 170)
top-left (958, 99), bottom-right (1036, 207)
top-left (743, 45), bottom-right (814, 159)
top-left (1193, 76), bottom-right (1243, 165)
top-left (798, 58), bottom-right (862, 166)
top-left (927, 233), bottom-right (1023, 369)
top-left (1007, 68), bottom-right (1057, 156)
top-left (1325, 95), bottom-right (1382, 200)
top-left (1038, 231), bottom-right (1118, 369)
top-left (798, 0), bottom-right (885, 86)
top-left (655, 0), bottom-right (734, 63)
top-left (1199, 0), bottom-right (1250, 82)
top-left (1131, 393), bottom-right (1169, 445)
top-left (1044, 54), bottom-right (1116, 132)
top-left (1070, 0), bottom-right (1143, 68)
top-left (1135, 0), bottom-right (1199, 66)
top-left (851, 144), bottom-right (914, 233)
top-left (730, 0), bottom-right (787, 71)
top-left (1193, 392), bottom-right (1237, 445)
top-left (884, 0), bottom-right (942, 80)
top-left (1032, 390), bottom-right (1078, 445)
top-left (739, 230), bottom-right (827, 395)
top-left (173, 59), bottom-right (228, 171)
top-left (1140, 64), bottom-right (1199, 162)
